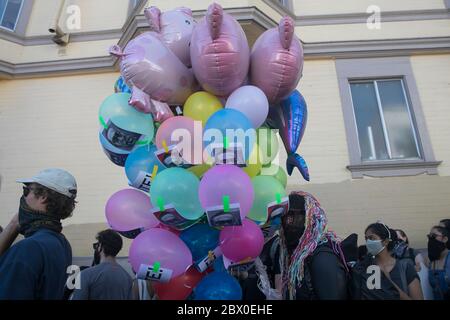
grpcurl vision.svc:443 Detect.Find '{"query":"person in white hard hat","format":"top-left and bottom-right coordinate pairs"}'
top-left (0, 168), bottom-right (77, 300)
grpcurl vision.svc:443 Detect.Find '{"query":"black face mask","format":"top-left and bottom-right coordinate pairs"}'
top-left (18, 196), bottom-right (62, 237)
top-left (282, 211), bottom-right (305, 255)
top-left (428, 237), bottom-right (446, 261)
top-left (92, 247), bottom-right (101, 266)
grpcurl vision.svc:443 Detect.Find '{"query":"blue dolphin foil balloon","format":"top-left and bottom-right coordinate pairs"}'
top-left (114, 76), bottom-right (132, 94)
top-left (267, 90), bottom-right (309, 181)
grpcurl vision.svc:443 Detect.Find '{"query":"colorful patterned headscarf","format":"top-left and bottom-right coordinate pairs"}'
top-left (279, 191), bottom-right (347, 299)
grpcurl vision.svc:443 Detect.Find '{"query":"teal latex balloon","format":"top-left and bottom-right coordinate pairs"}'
top-left (150, 167), bottom-right (204, 220)
top-left (247, 175), bottom-right (286, 225)
top-left (99, 93), bottom-right (155, 144)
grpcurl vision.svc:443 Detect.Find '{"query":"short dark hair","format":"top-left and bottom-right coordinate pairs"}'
top-left (96, 229), bottom-right (123, 257)
top-left (30, 183), bottom-right (76, 220)
top-left (395, 229), bottom-right (409, 245)
top-left (0, 225), bottom-right (3, 233)
top-left (431, 226), bottom-right (449, 240)
top-left (365, 222), bottom-right (398, 251)
top-left (440, 219), bottom-right (450, 231)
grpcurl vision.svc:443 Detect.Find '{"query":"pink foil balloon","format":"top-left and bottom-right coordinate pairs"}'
top-left (190, 3), bottom-right (250, 97)
top-left (145, 6), bottom-right (195, 67)
top-left (250, 16), bottom-right (304, 103)
top-left (129, 228), bottom-right (192, 276)
top-left (219, 219), bottom-right (264, 263)
top-left (105, 189), bottom-right (159, 232)
top-left (199, 165), bottom-right (254, 219)
top-left (128, 87), bottom-right (174, 122)
top-left (109, 30), bottom-right (196, 106)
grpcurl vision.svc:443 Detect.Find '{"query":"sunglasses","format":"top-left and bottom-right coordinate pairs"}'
top-left (427, 233), bottom-right (443, 240)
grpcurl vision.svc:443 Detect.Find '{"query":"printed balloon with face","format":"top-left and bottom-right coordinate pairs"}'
top-left (190, 2), bottom-right (250, 97)
top-left (250, 16), bottom-right (304, 103)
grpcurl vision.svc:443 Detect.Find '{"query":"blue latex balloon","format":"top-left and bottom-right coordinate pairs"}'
top-left (180, 223), bottom-right (219, 262)
top-left (213, 256), bottom-right (227, 273)
top-left (194, 272), bottom-right (242, 300)
top-left (267, 90), bottom-right (309, 181)
top-left (124, 144), bottom-right (166, 185)
top-left (203, 108), bottom-right (255, 162)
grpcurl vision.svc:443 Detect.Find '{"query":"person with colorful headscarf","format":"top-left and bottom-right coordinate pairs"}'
top-left (274, 191), bottom-right (349, 300)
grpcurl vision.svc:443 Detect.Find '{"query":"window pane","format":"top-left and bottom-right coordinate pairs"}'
top-left (377, 80), bottom-right (420, 159)
top-left (0, 0), bottom-right (7, 22)
top-left (1, 0), bottom-right (22, 31)
top-left (350, 82), bottom-right (389, 161)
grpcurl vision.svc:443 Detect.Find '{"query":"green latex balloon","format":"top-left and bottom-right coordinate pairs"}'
top-left (260, 164), bottom-right (288, 188)
top-left (257, 126), bottom-right (279, 166)
top-left (99, 93), bottom-right (155, 143)
top-left (247, 175), bottom-right (286, 225)
top-left (150, 167), bottom-right (204, 220)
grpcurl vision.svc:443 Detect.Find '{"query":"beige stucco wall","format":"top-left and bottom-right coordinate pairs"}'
top-left (25, 0), bottom-right (130, 36)
top-left (1, 1), bottom-right (449, 258)
top-left (294, 0), bottom-right (447, 16)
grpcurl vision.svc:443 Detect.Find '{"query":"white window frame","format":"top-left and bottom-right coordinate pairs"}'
top-left (349, 78), bottom-right (422, 162)
top-left (336, 57), bottom-right (441, 178)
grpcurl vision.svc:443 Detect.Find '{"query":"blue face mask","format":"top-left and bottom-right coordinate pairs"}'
top-left (366, 239), bottom-right (385, 256)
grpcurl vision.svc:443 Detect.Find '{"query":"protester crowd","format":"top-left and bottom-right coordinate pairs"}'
top-left (0, 168), bottom-right (448, 300)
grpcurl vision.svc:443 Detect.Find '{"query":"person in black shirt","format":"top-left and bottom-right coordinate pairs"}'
top-left (276, 191), bottom-right (349, 300)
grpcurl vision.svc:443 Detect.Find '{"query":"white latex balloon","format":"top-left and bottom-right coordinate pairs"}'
top-left (225, 85), bottom-right (269, 128)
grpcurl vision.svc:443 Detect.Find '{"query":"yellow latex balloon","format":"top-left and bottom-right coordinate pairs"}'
top-left (243, 143), bottom-right (263, 178)
top-left (188, 164), bottom-right (212, 179)
top-left (184, 92), bottom-right (223, 126)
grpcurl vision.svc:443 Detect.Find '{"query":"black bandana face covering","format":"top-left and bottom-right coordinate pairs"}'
top-left (428, 237), bottom-right (446, 261)
top-left (18, 196), bottom-right (62, 237)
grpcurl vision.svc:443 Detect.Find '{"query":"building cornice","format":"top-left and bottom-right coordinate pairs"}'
top-left (1, 5), bottom-right (449, 79)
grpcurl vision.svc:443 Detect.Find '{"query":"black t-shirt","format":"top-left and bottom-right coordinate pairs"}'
top-left (273, 242), bottom-right (348, 300)
top-left (387, 259), bottom-right (418, 290)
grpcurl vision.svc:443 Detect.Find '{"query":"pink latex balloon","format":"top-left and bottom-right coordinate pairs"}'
top-left (154, 116), bottom-right (198, 164)
top-left (145, 6), bottom-right (195, 67)
top-left (199, 165), bottom-right (254, 219)
top-left (219, 219), bottom-right (264, 263)
top-left (105, 189), bottom-right (158, 232)
top-left (250, 16), bottom-right (304, 103)
top-left (190, 3), bottom-right (250, 97)
top-left (129, 228), bottom-right (192, 276)
top-left (109, 30), bottom-right (196, 107)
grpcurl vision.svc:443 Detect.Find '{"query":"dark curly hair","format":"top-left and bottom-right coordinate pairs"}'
top-left (365, 222), bottom-right (398, 251)
top-left (96, 229), bottom-right (123, 257)
top-left (30, 183), bottom-right (76, 220)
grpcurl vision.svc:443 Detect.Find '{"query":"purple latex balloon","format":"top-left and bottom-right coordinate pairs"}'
top-left (199, 165), bottom-right (254, 219)
top-left (110, 29), bottom-right (196, 107)
top-left (250, 16), bottom-right (304, 103)
top-left (105, 188), bottom-right (159, 232)
top-left (190, 3), bottom-right (250, 97)
top-left (129, 228), bottom-right (193, 276)
top-left (219, 219), bottom-right (264, 263)
top-left (267, 90), bottom-right (309, 181)
top-left (145, 6), bottom-right (195, 67)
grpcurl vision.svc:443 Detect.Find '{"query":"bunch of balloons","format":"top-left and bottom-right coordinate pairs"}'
top-left (98, 2), bottom-right (311, 300)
